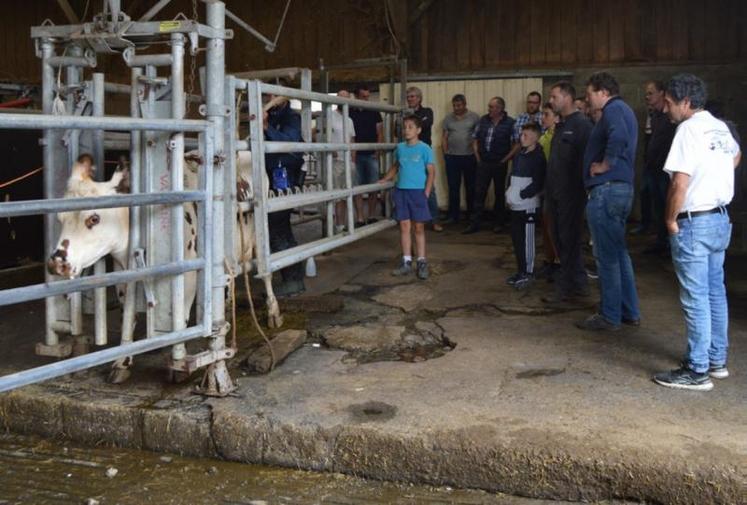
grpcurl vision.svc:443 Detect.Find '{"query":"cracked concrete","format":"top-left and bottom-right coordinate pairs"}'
top-left (1, 226), bottom-right (746, 504)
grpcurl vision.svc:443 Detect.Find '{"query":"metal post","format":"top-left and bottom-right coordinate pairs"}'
top-left (399, 58), bottom-right (408, 109)
top-left (144, 64), bottom-right (157, 339)
top-left (343, 103), bottom-right (354, 230)
top-left (199, 0), bottom-right (234, 395)
top-left (223, 74), bottom-right (237, 275)
top-left (324, 103), bottom-right (334, 237)
top-left (300, 69), bottom-right (312, 143)
top-left (248, 80), bottom-right (270, 278)
top-left (92, 72), bottom-right (108, 347)
top-left (170, 32), bottom-right (187, 363)
top-left (65, 45), bottom-right (85, 352)
top-left (120, 66), bottom-right (142, 349)
top-left (39, 38), bottom-right (68, 356)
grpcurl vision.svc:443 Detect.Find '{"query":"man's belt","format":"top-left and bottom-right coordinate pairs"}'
top-left (676, 207), bottom-right (726, 220)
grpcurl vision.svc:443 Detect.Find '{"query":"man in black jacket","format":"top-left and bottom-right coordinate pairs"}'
top-left (642, 80), bottom-right (677, 254)
top-left (542, 81), bottom-right (593, 304)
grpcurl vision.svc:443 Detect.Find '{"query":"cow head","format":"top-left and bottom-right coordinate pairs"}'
top-left (47, 155), bottom-right (130, 278)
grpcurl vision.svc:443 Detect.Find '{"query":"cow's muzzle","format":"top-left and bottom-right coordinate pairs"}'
top-left (47, 249), bottom-right (73, 277)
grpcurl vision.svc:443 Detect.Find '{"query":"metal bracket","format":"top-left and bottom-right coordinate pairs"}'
top-left (134, 248), bottom-right (157, 308)
top-left (170, 348), bottom-right (236, 374)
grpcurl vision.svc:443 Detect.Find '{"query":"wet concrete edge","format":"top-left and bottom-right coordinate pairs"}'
top-left (1, 388), bottom-right (743, 504)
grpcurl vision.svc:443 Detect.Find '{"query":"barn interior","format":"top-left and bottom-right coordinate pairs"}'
top-left (0, 1), bottom-right (745, 504)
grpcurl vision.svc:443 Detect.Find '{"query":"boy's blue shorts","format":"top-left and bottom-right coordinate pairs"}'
top-left (392, 188), bottom-right (431, 222)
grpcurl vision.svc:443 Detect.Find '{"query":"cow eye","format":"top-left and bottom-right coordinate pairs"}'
top-left (85, 213), bottom-right (100, 229)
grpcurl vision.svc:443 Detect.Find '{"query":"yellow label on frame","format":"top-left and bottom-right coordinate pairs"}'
top-left (159, 21), bottom-right (181, 32)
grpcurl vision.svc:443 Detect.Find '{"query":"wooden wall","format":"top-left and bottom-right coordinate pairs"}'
top-left (410, 0), bottom-right (747, 73)
top-left (1, 0), bottom-right (744, 84)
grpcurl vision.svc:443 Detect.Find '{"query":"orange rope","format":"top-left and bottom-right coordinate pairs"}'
top-left (0, 166), bottom-right (43, 189)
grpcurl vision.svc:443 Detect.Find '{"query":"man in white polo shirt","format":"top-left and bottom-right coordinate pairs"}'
top-left (653, 74), bottom-right (741, 391)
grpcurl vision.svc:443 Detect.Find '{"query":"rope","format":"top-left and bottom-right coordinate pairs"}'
top-left (0, 166), bottom-right (43, 189)
top-left (237, 207), bottom-right (276, 371)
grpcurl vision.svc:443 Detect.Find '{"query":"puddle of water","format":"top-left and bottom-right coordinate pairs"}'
top-left (0, 433), bottom-right (630, 505)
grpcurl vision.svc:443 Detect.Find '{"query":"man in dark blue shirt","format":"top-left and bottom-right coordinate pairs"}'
top-left (576, 72), bottom-right (641, 331)
top-left (264, 97), bottom-right (306, 296)
top-left (463, 97), bottom-right (515, 234)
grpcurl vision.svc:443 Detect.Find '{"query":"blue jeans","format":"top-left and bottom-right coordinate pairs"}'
top-left (586, 182), bottom-right (640, 325)
top-left (670, 211), bottom-right (731, 373)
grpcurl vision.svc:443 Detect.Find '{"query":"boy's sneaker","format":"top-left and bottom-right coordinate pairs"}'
top-left (391, 260), bottom-right (412, 277)
top-left (416, 259), bottom-right (429, 280)
top-left (506, 272), bottom-right (522, 286)
top-left (513, 273), bottom-right (533, 290)
top-left (709, 364), bottom-right (729, 379)
top-left (653, 366), bottom-right (713, 391)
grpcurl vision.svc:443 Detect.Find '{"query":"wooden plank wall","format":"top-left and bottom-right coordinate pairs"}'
top-left (410, 0), bottom-right (747, 73)
top-left (0, 0), bottom-right (744, 84)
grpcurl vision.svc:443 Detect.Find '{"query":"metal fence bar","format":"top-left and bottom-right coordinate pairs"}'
top-left (234, 79), bottom-right (401, 113)
top-left (247, 79), bottom-right (272, 279)
top-left (0, 113), bottom-right (209, 132)
top-left (342, 102), bottom-right (355, 232)
top-left (324, 103), bottom-right (334, 238)
top-left (0, 191), bottom-right (205, 219)
top-left (269, 220), bottom-right (395, 273)
top-left (264, 141), bottom-right (397, 153)
top-left (0, 259), bottom-right (205, 306)
top-left (266, 182), bottom-right (394, 213)
top-left (0, 325), bottom-right (208, 394)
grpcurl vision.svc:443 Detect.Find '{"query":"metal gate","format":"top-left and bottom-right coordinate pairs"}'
top-left (0, 1), bottom-right (401, 394)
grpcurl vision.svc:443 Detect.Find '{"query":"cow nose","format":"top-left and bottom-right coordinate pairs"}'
top-left (47, 250), bottom-right (70, 276)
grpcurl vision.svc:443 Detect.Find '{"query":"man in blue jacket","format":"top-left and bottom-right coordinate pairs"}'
top-left (577, 72), bottom-right (641, 331)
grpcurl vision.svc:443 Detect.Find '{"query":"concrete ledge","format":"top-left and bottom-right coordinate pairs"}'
top-left (1, 388), bottom-right (743, 504)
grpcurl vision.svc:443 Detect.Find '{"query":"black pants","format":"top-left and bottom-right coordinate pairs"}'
top-left (546, 191), bottom-right (588, 296)
top-left (444, 154), bottom-right (477, 221)
top-left (645, 169), bottom-right (670, 247)
top-left (266, 154), bottom-right (305, 284)
top-left (471, 160), bottom-right (508, 226)
top-left (510, 208), bottom-right (537, 274)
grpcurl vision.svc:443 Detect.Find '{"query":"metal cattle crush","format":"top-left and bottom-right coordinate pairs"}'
top-left (0, 0), bottom-right (401, 395)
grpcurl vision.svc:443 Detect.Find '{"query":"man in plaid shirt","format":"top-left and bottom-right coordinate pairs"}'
top-left (506, 91), bottom-right (545, 162)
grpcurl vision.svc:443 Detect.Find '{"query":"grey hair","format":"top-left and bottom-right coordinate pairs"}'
top-left (406, 86), bottom-right (423, 99)
top-left (667, 73), bottom-right (708, 109)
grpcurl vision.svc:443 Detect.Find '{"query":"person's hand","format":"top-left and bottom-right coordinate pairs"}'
top-left (666, 220), bottom-right (679, 235)
top-left (590, 160), bottom-right (609, 176)
top-left (262, 111), bottom-right (269, 130)
top-left (424, 188), bottom-right (431, 198)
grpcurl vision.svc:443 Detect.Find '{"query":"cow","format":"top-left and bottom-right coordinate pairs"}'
top-left (47, 151), bottom-right (281, 382)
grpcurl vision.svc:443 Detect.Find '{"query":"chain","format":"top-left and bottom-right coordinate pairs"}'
top-left (185, 0), bottom-right (199, 115)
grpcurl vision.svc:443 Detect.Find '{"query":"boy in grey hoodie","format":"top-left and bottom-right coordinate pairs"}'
top-left (505, 123), bottom-right (546, 288)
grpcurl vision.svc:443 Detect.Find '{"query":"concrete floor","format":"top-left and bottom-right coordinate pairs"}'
top-left (0, 223), bottom-right (745, 504)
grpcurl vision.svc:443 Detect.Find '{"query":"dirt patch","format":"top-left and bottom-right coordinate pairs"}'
top-left (348, 401), bottom-right (397, 423)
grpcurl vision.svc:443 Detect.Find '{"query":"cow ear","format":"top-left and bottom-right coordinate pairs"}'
top-left (113, 165), bottom-right (130, 194)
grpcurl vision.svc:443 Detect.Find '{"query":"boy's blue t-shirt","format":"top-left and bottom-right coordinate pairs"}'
top-left (394, 141), bottom-right (434, 189)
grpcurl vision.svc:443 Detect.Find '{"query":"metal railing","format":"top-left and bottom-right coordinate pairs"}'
top-left (0, 115), bottom-right (214, 393)
top-left (239, 79), bottom-right (401, 279)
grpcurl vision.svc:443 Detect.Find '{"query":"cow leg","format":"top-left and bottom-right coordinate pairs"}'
top-left (110, 250), bottom-right (133, 384)
top-left (262, 274), bottom-right (283, 328)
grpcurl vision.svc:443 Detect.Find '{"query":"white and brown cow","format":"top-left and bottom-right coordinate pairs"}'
top-left (47, 152), bottom-right (281, 379)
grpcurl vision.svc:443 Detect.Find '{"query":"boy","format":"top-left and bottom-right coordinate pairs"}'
top-left (505, 123), bottom-right (546, 289)
top-left (379, 115), bottom-right (435, 280)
